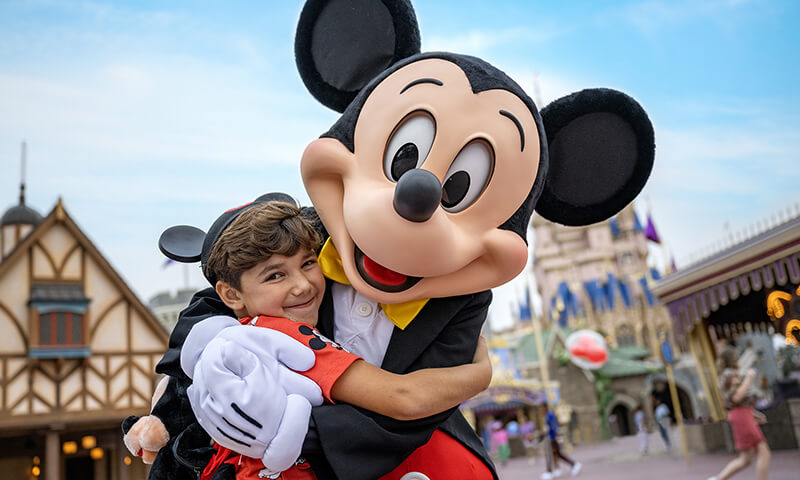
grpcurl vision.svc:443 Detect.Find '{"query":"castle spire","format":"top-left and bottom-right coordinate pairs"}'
top-left (19, 141), bottom-right (26, 205)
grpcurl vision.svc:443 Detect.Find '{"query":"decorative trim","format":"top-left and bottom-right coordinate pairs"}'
top-left (28, 347), bottom-right (91, 359)
top-left (0, 301), bottom-right (28, 345)
top-left (33, 241), bottom-right (58, 279)
top-left (654, 218), bottom-right (800, 301)
top-left (668, 251), bottom-right (800, 336)
top-left (56, 243), bottom-right (81, 277)
top-left (89, 297), bottom-right (125, 340)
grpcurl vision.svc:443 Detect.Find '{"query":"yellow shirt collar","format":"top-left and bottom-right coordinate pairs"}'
top-left (318, 238), bottom-right (428, 330)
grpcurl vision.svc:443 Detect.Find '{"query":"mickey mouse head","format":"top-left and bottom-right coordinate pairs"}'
top-left (295, 0), bottom-right (655, 304)
top-left (297, 324), bottom-right (344, 351)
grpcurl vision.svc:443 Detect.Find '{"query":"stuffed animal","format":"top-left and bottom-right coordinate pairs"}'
top-left (125, 1), bottom-right (655, 479)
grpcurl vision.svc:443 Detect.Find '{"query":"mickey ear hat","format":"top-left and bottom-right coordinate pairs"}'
top-left (158, 192), bottom-right (299, 285)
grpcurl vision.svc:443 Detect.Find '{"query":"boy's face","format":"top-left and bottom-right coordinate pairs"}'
top-left (233, 247), bottom-right (325, 325)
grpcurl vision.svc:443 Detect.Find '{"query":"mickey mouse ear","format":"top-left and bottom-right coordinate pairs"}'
top-left (295, 0), bottom-right (421, 113)
top-left (158, 225), bottom-right (206, 263)
top-left (254, 192), bottom-right (299, 207)
top-left (536, 88), bottom-right (655, 226)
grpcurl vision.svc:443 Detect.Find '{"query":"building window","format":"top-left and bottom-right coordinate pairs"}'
top-left (38, 311), bottom-right (84, 346)
top-left (29, 283), bottom-right (90, 359)
top-left (619, 252), bottom-right (635, 266)
top-left (616, 324), bottom-right (637, 347)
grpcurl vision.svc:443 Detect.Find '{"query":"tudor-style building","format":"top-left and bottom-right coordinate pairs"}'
top-left (0, 188), bottom-right (168, 480)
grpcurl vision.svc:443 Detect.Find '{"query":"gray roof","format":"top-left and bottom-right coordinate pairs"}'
top-left (1, 202), bottom-right (43, 227)
top-left (29, 283), bottom-right (89, 303)
top-left (148, 288), bottom-right (197, 309)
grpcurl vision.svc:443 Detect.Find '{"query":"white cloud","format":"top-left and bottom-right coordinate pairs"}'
top-left (424, 25), bottom-right (565, 56)
top-left (605, 0), bottom-right (758, 35)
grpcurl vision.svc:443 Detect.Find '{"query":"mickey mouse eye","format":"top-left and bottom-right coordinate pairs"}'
top-left (441, 140), bottom-right (494, 213)
top-left (383, 112), bottom-right (435, 182)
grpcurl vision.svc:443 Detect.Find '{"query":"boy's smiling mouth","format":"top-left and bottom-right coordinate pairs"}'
top-left (286, 297), bottom-right (316, 310)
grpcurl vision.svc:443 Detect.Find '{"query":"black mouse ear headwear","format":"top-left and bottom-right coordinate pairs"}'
top-left (158, 192), bottom-right (299, 285)
top-left (295, 0), bottom-right (421, 113)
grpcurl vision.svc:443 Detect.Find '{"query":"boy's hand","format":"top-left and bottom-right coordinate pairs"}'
top-left (186, 327), bottom-right (323, 471)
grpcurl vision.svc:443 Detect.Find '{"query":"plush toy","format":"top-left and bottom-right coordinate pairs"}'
top-left (125, 1), bottom-right (655, 479)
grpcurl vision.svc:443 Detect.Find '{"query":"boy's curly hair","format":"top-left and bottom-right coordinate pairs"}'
top-left (205, 202), bottom-right (321, 289)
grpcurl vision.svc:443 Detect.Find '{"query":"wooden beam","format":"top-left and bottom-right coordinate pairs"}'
top-left (688, 325), bottom-right (721, 421)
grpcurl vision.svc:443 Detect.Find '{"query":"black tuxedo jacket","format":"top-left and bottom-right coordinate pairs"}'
top-left (156, 281), bottom-right (496, 480)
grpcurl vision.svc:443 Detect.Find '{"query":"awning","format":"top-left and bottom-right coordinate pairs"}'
top-left (28, 283), bottom-right (90, 313)
top-left (653, 215), bottom-right (800, 337)
top-left (462, 384), bottom-right (545, 412)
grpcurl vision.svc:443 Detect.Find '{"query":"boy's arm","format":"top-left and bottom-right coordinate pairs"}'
top-left (307, 291), bottom-right (495, 480)
top-left (330, 337), bottom-right (491, 420)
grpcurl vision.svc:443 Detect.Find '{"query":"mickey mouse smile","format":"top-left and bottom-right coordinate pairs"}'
top-left (353, 245), bottom-right (421, 293)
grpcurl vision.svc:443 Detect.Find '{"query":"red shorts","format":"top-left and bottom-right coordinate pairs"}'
top-left (728, 406), bottom-right (766, 451)
top-left (380, 430), bottom-right (493, 480)
top-left (200, 445), bottom-right (316, 480)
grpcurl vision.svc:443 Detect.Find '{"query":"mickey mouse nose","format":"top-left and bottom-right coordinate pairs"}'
top-left (393, 168), bottom-right (442, 223)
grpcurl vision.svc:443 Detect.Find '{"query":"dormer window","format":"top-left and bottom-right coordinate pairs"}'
top-left (28, 283), bottom-right (90, 358)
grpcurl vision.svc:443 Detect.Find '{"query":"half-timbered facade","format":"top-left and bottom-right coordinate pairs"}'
top-left (0, 194), bottom-right (168, 480)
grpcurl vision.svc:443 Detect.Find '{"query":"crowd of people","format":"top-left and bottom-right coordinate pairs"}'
top-left (478, 342), bottom-right (775, 480)
top-left (481, 406), bottom-right (583, 478)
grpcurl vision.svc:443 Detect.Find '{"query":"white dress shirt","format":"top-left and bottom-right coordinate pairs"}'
top-left (331, 282), bottom-right (395, 367)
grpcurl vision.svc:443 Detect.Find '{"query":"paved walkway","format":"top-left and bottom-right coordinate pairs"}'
top-left (495, 431), bottom-right (799, 480)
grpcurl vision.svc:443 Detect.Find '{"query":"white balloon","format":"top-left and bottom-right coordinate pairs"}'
top-left (565, 329), bottom-right (609, 370)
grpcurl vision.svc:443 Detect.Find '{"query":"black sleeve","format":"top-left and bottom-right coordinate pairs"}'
top-left (306, 291), bottom-right (493, 480)
top-left (155, 287), bottom-right (235, 380)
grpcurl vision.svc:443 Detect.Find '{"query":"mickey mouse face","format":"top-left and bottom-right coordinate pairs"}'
top-left (302, 59), bottom-right (535, 302)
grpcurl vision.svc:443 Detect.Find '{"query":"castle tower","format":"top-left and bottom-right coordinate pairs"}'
top-left (1, 142), bottom-right (43, 258)
top-left (532, 203), bottom-right (672, 353)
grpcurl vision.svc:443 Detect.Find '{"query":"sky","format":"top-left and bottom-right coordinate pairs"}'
top-left (1, 0), bottom-right (799, 331)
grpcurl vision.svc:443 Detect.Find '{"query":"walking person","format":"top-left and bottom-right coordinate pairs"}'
top-left (489, 421), bottom-right (511, 468)
top-left (634, 406), bottom-right (649, 454)
top-left (568, 409), bottom-right (579, 445)
top-left (541, 404), bottom-right (582, 478)
top-left (707, 347), bottom-right (771, 480)
top-left (654, 397), bottom-right (672, 451)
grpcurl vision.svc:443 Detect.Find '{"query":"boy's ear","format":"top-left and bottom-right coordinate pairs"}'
top-left (215, 281), bottom-right (244, 312)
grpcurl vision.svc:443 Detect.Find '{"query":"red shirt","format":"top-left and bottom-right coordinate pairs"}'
top-left (242, 316), bottom-right (360, 403)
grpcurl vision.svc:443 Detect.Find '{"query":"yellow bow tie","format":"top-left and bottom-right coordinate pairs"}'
top-left (318, 238), bottom-right (428, 330)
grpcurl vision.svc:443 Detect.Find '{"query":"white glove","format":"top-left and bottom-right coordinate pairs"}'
top-left (187, 327), bottom-right (322, 470)
top-left (181, 315), bottom-right (241, 379)
top-left (214, 326), bottom-right (324, 405)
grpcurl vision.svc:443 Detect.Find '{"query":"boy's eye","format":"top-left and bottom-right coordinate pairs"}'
top-left (265, 272), bottom-right (284, 282)
top-left (303, 259), bottom-right (318, 268)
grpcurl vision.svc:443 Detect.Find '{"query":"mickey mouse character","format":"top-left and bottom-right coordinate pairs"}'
top-left (135, 1), bottom-right (655, 479)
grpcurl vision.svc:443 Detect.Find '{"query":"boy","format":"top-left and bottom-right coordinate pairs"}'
top-left (134, 199), bottom-right (492, 480)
